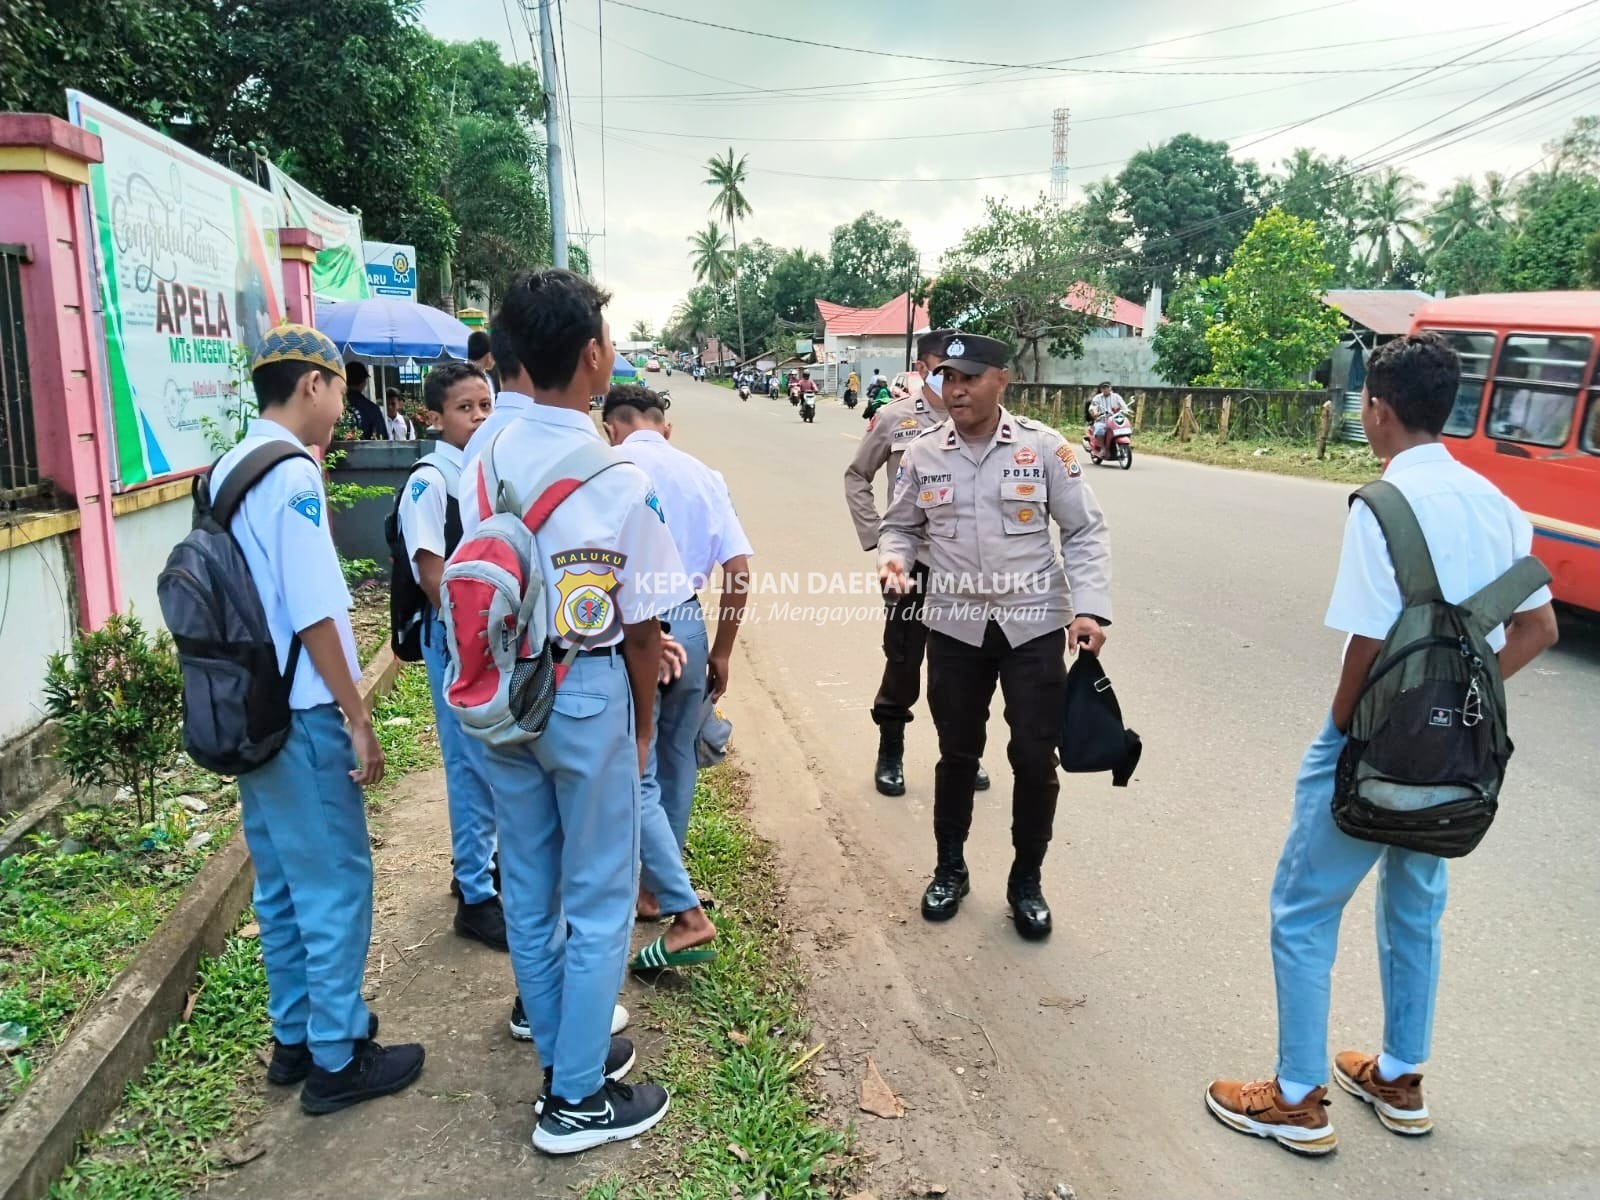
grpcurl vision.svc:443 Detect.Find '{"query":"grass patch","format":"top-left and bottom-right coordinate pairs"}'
top-left (368, 664), bottom-right (441, 799)
top-left (585, 765), bottom-right (854, 1200)
top-left (1137, 430), bottom-right (1381, 484)
top-left (349, 583), bottom-right (390, 666)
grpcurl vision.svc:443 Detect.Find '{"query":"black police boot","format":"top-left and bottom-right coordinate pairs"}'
top-left (920, 840), bottom-right (970, 921)
top-left (974, 764), bottom-right (991, 791)
top-left (1006, 862), bottom-right (1053, 941)
top-left (874, 723), bottom-right (907, 797)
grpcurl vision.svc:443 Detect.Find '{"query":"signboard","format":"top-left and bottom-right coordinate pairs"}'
top-left (364, 240), bottom-right (417, 301)
top-left (267, 162), bottom-right (369, 303)
top-left (68, 91), bottom-right (284, 490)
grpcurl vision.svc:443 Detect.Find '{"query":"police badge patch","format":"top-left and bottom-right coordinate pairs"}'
top-left (555, 568), bottom-right (620, 640)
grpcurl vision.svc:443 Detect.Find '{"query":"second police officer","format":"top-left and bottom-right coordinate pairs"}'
top-left (878, 333), bottom-right (1113, 940)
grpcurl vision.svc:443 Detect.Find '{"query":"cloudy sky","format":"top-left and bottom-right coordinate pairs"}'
top-left (420, 0), bottom-right (1600, 333)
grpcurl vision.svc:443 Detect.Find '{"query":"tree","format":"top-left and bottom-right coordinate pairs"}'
top-left (1502, 174), bottom-right (1600, 291)
top-left (932, 196), bottom-right (1104, 382)
top-left (1356, 167), bottom-right (1424, 284)
top-left (824, 211), bottom-right (918, 307)
top-left (1273, 148), bottom-right (1360, 281)
top-left (765, 247), bottom-right (830, 328)
top-left (1151, 275), bottom-right (1223, 385)
top-left (666, 287), bottom-right (716, 354)
top-left (706, 147), bottom-right (753, 360)
top-left (438, 110), bottom-right (548, 309)
top-left (688, 223), bottom-right (732, 290)
top-left (1429, 227), bottom-right (1507, 296)
top-left (1200, 210), bottom-right (1343, 390)
top-left (628, 320), bottom-right (654, 342)
top-left (1426, 178), bottom-right (1486, 255)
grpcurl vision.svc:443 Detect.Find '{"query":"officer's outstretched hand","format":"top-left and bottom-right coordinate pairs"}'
top-left (349, 720), bottom-right (386, 786)
top-left (879, 557), bottom-right (911, 595)
top-left (1068, 615), bottom-right (1107, 656)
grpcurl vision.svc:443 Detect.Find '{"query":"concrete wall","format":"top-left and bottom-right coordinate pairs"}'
top-left (1039, 337), bottom-right (1163, 388)
top-left (113, 497), bottom-right (193, 629)
top-left (327, 438), bottom-right (429, 572)
top-left (0, 532), bottom-right (77, 747)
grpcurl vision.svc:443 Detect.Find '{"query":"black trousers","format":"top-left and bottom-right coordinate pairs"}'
top-left (871, 562), bottom-right (930, 726)
top-left (927, 621), bottom-right (1068, 864)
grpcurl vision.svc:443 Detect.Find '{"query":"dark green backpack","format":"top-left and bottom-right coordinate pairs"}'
top-left (1332, 480), bottom-right (1551, 859)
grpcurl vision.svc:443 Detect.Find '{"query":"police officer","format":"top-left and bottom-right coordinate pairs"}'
top-left (878, 333), bottom-right (1112, 940)
top-left (844, 331), bottom-right (989, 796)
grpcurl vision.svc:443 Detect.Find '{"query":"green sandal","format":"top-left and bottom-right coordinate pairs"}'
top-left (630, 935), bottom-right (718, 971)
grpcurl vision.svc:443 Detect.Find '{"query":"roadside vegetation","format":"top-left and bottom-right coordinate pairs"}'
top-left (1137, 431), bottom-right (1381, 485)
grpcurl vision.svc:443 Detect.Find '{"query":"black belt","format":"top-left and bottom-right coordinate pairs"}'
top-left (561, 643), bottom-right (617, 658)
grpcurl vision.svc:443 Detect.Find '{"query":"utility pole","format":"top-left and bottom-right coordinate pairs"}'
top-left (536, 0), bottom-right (568, 268)
top-left (904, 252), bottom-right (920, 371)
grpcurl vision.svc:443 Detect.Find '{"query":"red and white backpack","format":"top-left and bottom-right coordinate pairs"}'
top-left (439, 430), bottom-right (620, 747)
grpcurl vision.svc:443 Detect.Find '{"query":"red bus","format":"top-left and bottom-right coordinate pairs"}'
top-left (1410, 292), bottom-right (1600, 613)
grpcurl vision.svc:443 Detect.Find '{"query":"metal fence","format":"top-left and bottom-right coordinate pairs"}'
top-left (0, 244), bottom-right (43, 508)
top-left (1008, 381), bottom-right (1334, 442)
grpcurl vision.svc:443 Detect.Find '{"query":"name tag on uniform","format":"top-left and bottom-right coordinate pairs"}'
top-left (1000, 478), bottom-right (1047, 501)
top-left (891, 418), bottom-right (923, 444)
top-left (916, 485), bottom-right (954, 508)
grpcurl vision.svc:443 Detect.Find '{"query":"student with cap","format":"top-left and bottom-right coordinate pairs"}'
top-left (879, 332), bottom-right (1113, 941)
top-left (602, 384), bottom-right (753, 967)
top-left (458, 269), bottom-right (687, 1155)
top-left (213, 324), bottom-right (425, 1113)
top-left (844, 329), bottom-right (990, 798)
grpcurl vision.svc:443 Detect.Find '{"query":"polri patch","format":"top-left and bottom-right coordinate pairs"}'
top-left (1013, 446), bottom-right (1037, 466)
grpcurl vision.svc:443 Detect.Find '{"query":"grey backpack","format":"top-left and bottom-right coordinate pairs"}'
top-left (1331, 481), bottom-right (1551, 858)
top-left (157, 442), bottom-right (312, 776)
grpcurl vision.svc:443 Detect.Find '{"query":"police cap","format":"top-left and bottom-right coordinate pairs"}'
top-left (935, 333), bottom-right (1012, 376)
top-left (915, 327), bottom-right (957, 360)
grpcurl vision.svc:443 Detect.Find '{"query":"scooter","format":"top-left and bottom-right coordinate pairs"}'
top-left (799, 393), bottom-right (817, 423)
top-left (789, 383), bottom-right (803, 406)
top-left (738, 383), bottom-right (750, 401)
top-left (842, 388), bottom-right (858, 409)
top-left (1083, 408), bottom-right (1134, 469)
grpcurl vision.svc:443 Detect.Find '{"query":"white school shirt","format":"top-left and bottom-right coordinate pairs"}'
top-left (459, 403), bottom-right (691, 649)
top-left (1324, 442), bottom-right (1552, 653)
top-left (395, 440), bottom-right (463, 585)
top-left (210, 418), bottom-right (360, 709)
top-left (386, 412), bottom-right (415, 440)
top-left (462, 388), bottom-right (536, 468)
top-left (616, 429), bottom-right (754, 591)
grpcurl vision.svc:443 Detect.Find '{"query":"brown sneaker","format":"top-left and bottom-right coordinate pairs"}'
top-left (1334, 1051), bottom-right (1432, 1135)
top-left (1205, 1077), bottom-right (1337, 1156)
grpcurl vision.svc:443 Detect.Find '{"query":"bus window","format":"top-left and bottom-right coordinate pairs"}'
top-left (1584, 391), bottom-right (1600, 455)
top-left (1428, 329), bottom-right (1495, 436)
top-left (1487, 333), bottom-right (1591, 448)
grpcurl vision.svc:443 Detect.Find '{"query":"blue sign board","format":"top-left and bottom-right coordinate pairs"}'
top-left (363, 241), bottom-right (418, 301)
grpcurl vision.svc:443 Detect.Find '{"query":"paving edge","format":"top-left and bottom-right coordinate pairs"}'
top-left (0, 644), bottom-right (402, 1200)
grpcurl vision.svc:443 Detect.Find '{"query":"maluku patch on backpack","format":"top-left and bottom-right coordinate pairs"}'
top-left (385, 452), bottom-right (463, 662)
top-left (1331, 480), bottom-right (1551, 858)
top-left (157, 442), bottom-right (313, 776)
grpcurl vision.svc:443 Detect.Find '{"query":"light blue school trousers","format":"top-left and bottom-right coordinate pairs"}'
top-left (421, 612), bottom-right (498, 904)
top-left (239, 704), bottom-right (374, 1072)
top-left (1270, 712), bottom-right (1449, 1085)
top-left (638, 599), bottom-right (709, 914)
top-left (482, 651), bottom-right (640, 1104)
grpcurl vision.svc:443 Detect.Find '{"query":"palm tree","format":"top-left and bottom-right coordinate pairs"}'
top-left (671, 291), bottom-right (714, 356)
top-left (1479, 171), bottom-right (1514, 232)
top-left (1426, 178), bottom-right (1485, 254)
top-left (628, 319), bottom-right (654, 343)
top-left (687, 222), bottom-right (732, 292)
top-left (1357, 167), bottom-right (1424, 283)
top-left (705, 147), bottom-right (753, 360)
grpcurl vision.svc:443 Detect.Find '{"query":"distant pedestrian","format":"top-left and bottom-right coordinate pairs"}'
top-left (344, 362), bottom-right (386, 440)
top-left (385, 388), bottom-right (415, 440)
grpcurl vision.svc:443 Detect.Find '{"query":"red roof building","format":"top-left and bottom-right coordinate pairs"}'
top-left (1063, 283), bottom-right (1147, 334)
top-left (816, 292), bottom-right (930, 338)
top-left (700, 337), bottom-right (737, 366)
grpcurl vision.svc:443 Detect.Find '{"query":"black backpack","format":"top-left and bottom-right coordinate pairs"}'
top-left (385, 453), bottom-right (462, 663)
top-left (157, 443), bottom-right (312, 776)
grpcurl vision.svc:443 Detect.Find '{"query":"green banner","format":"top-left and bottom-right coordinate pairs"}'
top-left (267, 162), bottom-right (370, 304)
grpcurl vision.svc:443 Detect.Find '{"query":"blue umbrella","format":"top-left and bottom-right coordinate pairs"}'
top-left (316, 298), bottom-right (471, 364)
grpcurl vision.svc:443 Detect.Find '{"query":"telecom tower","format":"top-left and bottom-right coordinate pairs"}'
top-left (1050, 107), bottom-right (1070, 204)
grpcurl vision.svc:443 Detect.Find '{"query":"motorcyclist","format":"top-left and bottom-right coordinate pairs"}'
top-left (1089, 380), bottom-right (1126, 454)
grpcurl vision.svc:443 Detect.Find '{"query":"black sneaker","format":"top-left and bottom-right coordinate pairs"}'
top-left (510, 997), bottom-right (629, 1041)
top-left (299, 1039), bottom-right (426, 1116)
top-left (267, 1014), bottom-right (379, 1086)
top-left (449, 858), bottom-right (502, 900)
top-left (533, 1036), bottom-right (638, 1116)
top-left (532, 1078), bottom-right (669, 1155)
top-left (454, 894), bottom-right (509, 951)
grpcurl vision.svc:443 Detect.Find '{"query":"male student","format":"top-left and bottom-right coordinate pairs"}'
top-left (393, 363), bottom-right (505, 949)
top-left (214, 324), bottom-right (424, 1114)
top-left (458, 269), bottom-right (686, 1154)
top-left (462, 312), bottom-right (538, 464)
top-left (1207, 333), bottom-right (1559, 1155)
top-left (384, 387), bottom-right (415, 441)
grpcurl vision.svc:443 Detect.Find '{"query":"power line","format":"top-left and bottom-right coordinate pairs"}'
top-left (598, 0), bottom-right (608, 280)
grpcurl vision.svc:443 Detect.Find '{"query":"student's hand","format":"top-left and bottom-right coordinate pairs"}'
top-left (636, 734), bottom-right (651, 777)
top-left (879, 557), bottom-right (911, 595)
top-left (1067, 616), bottom-right (1106, 656)
top-left (707, 650), bottom-right (732, 701)
top-left (659, 634), bottom-right (688, 685)
top-left (350, 720), bottom-right (386, 786)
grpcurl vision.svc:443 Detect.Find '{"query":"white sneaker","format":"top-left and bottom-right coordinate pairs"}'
top-left (510, 998), bottom-right (628, 1040)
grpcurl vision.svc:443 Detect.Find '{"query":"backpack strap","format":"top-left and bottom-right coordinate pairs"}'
top-left (1351, 480), bottom-right (1444, 606)
top-left (521, 441), bottom-right (622, 534)
top-left (210, 441), bottom-right (313, 525)
top-left (1459, 556), bottom-right (1553, 640)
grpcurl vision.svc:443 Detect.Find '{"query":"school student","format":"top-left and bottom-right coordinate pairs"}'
top-left (393, 363), bottom-right (505, 949)
top-left (214, 324), bottom-right (425, 1115)
top-left (1207, 333), bottom-right (1559, 1156)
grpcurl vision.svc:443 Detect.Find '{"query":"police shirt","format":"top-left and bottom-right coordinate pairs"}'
top-left (878, 407), bottom-right (1113, 649)
top-left (462, 389), bottom-right (536, 468)
top-left (617, 430), bottom-right (754, 590)
top-left (210, 418), bottom-right (361, 709)
top-left (458, 402), bottom-right (690, 649)
top-left (395, 441), bottom-right (462, 585)
top-left (843, 392), bottom-right (946, 552)
top-left (1324, 442), bottom-right (1551, 653)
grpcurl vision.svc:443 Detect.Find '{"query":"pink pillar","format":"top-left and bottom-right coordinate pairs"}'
top-left (277, 227), bottom-right (323, 327)
top-left (0, 113), bottom-right (123, 627)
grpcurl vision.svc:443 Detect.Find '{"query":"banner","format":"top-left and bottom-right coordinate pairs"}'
top-left (363, 241), bottom-right (417, 301)
top-left (267, 162), bottom-right (369, 304)
top-left (68, 92), bottom-right (284, 490)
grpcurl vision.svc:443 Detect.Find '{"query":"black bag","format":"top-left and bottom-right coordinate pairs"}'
top-left (1057, 652), bottom-right (1142, 786)
top-left (157, 442), bottom-right (310, 776)
top-left (385, 453), bottom-right (463, 663)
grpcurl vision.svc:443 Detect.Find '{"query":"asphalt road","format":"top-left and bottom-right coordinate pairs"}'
top-left (657, 372), bottom-right (1600, 1199)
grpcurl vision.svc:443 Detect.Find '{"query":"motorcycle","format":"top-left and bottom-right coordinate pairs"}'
top-left (842, 387), bottom-right (858, 409)
top-left (1083, 407), bottom-right (1134, 469)
top-left (799, 393), bottom-right (817, 423)
top-left (789, 383), bottom-right (802, 406)
top-left (738, 383), bottom-right (750, 402)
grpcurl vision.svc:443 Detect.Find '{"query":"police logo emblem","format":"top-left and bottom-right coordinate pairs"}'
top-left (1013, 446), bottom-right (1037, 466)
top-left (555, 568), bottom-right (619, 639)
top-left (946, 338), bottom-right (965, 358)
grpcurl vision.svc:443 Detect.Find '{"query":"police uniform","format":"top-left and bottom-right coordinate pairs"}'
top-left (213, 416), bottom-right (372, 1074)
top-left (395, 442), bottom-right (498, 913)
top-left (878, 333), bottom-right (1112, 939)
top-left (458, 403), bottom-right (688, 1107)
